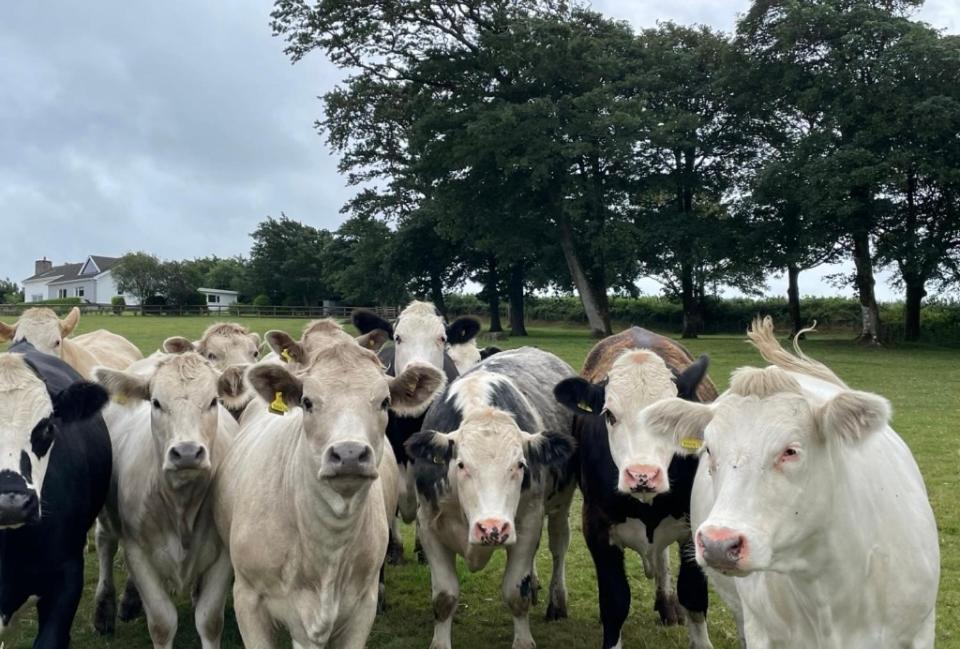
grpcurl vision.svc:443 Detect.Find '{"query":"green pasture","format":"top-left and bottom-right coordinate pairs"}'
top-left (1, 314), bottom-right (957, 648)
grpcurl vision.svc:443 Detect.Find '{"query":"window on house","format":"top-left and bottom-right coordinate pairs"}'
top-left (75, 287), bottom-right (85, 298)
top-left (207, 294), bottom-right (220, 303)
top-left (31, 294), bottom-right (43, 302)
top-left (58, 289), bottom-right (67, 299)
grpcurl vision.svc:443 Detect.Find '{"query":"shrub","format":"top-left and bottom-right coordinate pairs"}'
top-left (111, 296), bottom-right (126, 316)
top-left (252, 294), bottom-right (271, 307)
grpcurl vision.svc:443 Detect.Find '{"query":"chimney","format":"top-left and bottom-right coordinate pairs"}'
top-left (35, 257), bottom-right (53, 276)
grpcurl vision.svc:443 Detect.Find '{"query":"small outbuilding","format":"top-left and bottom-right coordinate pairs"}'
top-left (197, 287), bottom-right (239, 312)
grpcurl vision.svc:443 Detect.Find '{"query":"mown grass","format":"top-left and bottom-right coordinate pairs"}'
top-left (1, 314), bottom-right (957, 648)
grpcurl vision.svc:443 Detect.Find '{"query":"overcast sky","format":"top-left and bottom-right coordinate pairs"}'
top-left (1, 2), bottom-right (956, 300)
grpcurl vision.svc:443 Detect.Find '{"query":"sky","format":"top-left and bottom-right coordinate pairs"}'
top-left (1, 1), bottom-right (957, 300)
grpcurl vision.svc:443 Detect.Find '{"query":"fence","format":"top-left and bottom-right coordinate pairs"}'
top-left (0, 303), bottom-right (400, 320)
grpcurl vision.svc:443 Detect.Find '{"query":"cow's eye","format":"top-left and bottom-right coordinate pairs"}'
top-left (380, 397), bottom-right (390, 411)
top-left (152, 399), bottom-right (162, 410)
top-left (456, 461), bottom-right (465, 470)
top-left (253, 350), bottom-right (260, 358)
top-left (440, 335), bottom-right (447, 344)
top-left (207, 353), bottom-right (217, 361)
top-left (603, 409), bottom-right (617, 426)
top-left (302, 397), bottom-right (314, 411)
top-left (209, 398), bottom-right (218, 409)
top-left (395, 335), bottom-right (402, 344)
top-left (779, 447), bottom-right (800, 464)
top-left (54, 340), bottom-right (61, 347)
top-left (516, 461), bottom-right (526, 471)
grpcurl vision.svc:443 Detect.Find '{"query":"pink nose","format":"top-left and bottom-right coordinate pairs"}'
top-left (696, 526), bottom-right (748, 571)
top-left (623, 464), bottom-right (662, 492)
top-left (473, 518), bottom-right (511, 545)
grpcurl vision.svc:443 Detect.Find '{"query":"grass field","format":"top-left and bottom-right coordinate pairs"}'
top-left (1, 314), bottom-right (957, 648)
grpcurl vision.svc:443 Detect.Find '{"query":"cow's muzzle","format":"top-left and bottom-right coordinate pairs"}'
top-left (696, 526), bottom-right (749, 575)
top-left (470, 518), bottom-right (513, 546)
top-left (320, 442), bottom-right (378, 480)
top-left (166, 442), bottom-right (210, 473)
top-left (0, 490), bottom-right (39, 527)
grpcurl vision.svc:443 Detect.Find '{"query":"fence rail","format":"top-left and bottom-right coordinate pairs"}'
top-left (0, 303), bottom-right (400, 320)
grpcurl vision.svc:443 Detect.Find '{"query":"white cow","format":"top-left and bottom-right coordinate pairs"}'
top-left (0, 307), bottom-right (142, 378)
top-left (640, 318), bottom-right (940, 648)
top-left (213, 341), bottom-right (444, 648)
top-left (92, 353), bottom-right (243, 649)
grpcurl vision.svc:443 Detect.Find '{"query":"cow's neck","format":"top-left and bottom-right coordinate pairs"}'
top-left (157, 474), bottom-right (211, 550)
top-left (60, 337), bottom-right (97, 379)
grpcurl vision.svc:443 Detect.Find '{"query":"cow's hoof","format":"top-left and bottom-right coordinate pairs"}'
top-left (654, 591), bottom-right (684, 626)
top-left (386, 539), bottom-right (405, 566)
top-left (416, 546), bottom-right (428, 565)
top-left (377, 583), bottom-right (387, 615)
top-left (512, 639), bottom-right (536, 649)
top-left (92, 595), bottom-right (116, 635)
top-left (118, 582), bottom-right (144, 622)
top-left (545, 598), bottom-right (568, 621)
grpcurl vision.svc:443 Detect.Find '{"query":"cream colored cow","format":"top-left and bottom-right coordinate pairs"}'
top-left (0, 307), bottom-right (142, 378)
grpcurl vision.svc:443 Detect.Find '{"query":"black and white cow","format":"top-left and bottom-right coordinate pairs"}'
top-left (0, 341), bottom-right (112, 648)
top-left (405, 348), bottom-right (577, 649)
top-left (553, 327), bottom-right (716, 649)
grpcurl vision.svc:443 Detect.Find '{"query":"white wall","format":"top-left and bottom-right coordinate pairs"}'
top-left (97, 270), bottom-right (140, 305)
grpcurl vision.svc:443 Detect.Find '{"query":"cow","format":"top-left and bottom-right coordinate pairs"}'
top-left (262, 318), bottom-right (391, 370)
top-left (351, 303), bottom-right (486, 562)
top-left (0, 341), bottom-right (112, 649)
top-left (91, 353), bottom-right (245, 648)
top-left (0, 306), bottom-right (142, 378)
top-left (553, 327), bottom-right (715, 649)
top-left (212, 340), bottom-right (445, 648)
top-left (638, 317), bottom-right (940, 648)
top-left (405, 347), bottom-right (577, 649)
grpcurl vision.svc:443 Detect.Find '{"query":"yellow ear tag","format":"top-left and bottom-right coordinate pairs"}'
top-left (280, 348), bottom-right (292, 363)
top-left (680, 438), bottom-right (702, 450)
top-left (269, 391), bottom-right (288, 415)
top-left (114, 394), bottom-right (128, 406)
top-left (577, 401), bottom-right (593, 413)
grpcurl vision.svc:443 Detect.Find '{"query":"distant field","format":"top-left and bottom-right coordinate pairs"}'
top-left (1, 314), bottom-right (957, 648)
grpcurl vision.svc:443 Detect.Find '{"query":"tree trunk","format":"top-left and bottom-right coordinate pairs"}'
top-left (486, 257), bottom-right (503, 333)
top-left (680, 262), bottom-right (701, 339)
top-left (904, 278), bottom-right (926, 342)
top-left (508, 262), bottom-right (527, 337)
top-left (557, 215), bottom-right (610, 337)
top-left (851, 232), bottom-right (881, 344)
top-left (429, 268), bottom-right (446, 316)
top-left (786, 263), bottom-right (803, 336)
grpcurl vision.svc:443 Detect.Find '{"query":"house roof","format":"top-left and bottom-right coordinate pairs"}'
top-left (23, 263), bottom-right (83, 283)
top-left (197, 287), bottom-right (239, 295)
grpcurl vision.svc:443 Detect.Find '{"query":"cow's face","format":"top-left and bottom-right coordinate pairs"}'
top-left (0, 354), bottom-right (107, 527)
top-left (96, 353), bottom-right (241, 487)
top-left (392, 301), bottom-right (480, 376)
top-left (640, 368), bottom-right (891, 576)
top-left (164, 323), bottom-right (261, 371)
top-left (554, 351), bottom-right (709, 502)
top-left (265, 321), bottom-right (389, 372)
top-left (247, 343), bottom-right (444, 497)
top-left (0, 307), bottom-right (80, 358)
top-left (406, 410), bottom-right (575, 547)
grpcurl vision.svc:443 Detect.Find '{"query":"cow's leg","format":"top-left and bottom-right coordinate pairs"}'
top-left (545, 507), bottom-right (570, 620)
top-left (119, 575), bottom-right (144, 622)
top-left (386, 515), bottom-right (405, 565)
top-left (195, 551), bottom-right (233, 649)
top-left (234, 576), bottom-right (276, 649)
top-left (331, 582), bottom-right (379, 649)
top-left (585, 511), bottom-right (630, 649)
top-left (419, 524), bottom-right (459, 649)
top-left (377, 563), bottom-right (387, 614)
top-left (32, 557), bottom-right (83, 649)
top-left (678, 539), bottom-right (712, 649)
top-left (652, 545), bottom-right (683, 626)
top-left (502, 513), bottom-right (544, 649)
top-left (125, 545), bottom-right (177, 649)
top-left (93, 520), bottom-right (118, 635)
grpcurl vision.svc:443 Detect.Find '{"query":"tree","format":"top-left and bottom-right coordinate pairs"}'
top-left (324, 215), bottom-right (409, 305)
top-left (0, 278), bottom-right (22, 304)
top-left (248, 215), bottom-right (335, 306)
top-left (113, 252), bottom-right (165, 305)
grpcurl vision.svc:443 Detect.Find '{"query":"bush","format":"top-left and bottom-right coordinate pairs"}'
top-left (32, 297), bottom-right (83, 305)
top-left (111, 296), bottom-right (126, 315)
top-left (252, 294), bottom-right (271, 307)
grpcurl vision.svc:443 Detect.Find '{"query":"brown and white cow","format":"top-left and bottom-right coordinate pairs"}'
top-left (91, 353), bottom-right (244, 649)
top-left (0, 307), bottom-right (142, 378)
top-left (406, 348), bottom-right (577, 649)
top-left (212, 341), bottom-right (444, 648)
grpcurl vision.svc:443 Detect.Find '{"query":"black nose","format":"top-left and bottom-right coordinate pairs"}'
top-left (167, 443), bottom-right (208, 470)
top-left (0, 491), bottom-right (39, 526)
top-left (324, 442), bottom-right (375, 477)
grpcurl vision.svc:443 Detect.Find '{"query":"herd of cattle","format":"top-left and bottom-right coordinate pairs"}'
top-left (0, 302), bottom-right (940, 649)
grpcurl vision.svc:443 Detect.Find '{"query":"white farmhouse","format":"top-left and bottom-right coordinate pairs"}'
top-left (197, 287), bottom-right (239, 312)
top-left (22, 256), bottom-right (140, 305)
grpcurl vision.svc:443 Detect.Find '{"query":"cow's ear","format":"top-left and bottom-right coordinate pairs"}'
top-left (553, 377), bottom-right (605, 416)
top-left (265, 330), bottom-right (306, 365)
top-left (163, 336), bottom-right (195, 354)
top-left (639, 398), bottom-right (714, 454)
top-left (59, 307), bottom-right (80, 336)
top-left (479, 346), bottom-right (501, 360)
top-left (406, 431), bottom-right (455, 505)
top-left (446, 317), bottom-right (481, 345)
top-left (674, 355), bottom-right (709, 400)
top-left (245, 364), bottom-right (303, 414)
top-left (524, 431), bottom-right (576, 488)
top-left (217, 365), bottom-right (249, 409)
top-left (389, 363), bottom-right (446, 417)
top-left (53, 381), bottom-right (109, 423)
top-left (356, 328), bottom-right (390, 351)
top-left (94, 367), bottom-right (151, 404)
top-left (816, 390), bottom-right (890, 445)
top-left (0, 320), bottom-right (15, 342)
top-left (352, 309), bottom-right (394, 338)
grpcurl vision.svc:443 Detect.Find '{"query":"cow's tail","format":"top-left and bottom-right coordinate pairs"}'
top-left (746, 316), bottom-right (848, 388)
